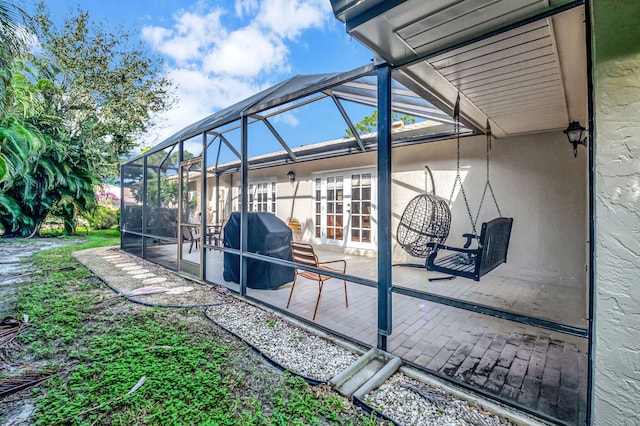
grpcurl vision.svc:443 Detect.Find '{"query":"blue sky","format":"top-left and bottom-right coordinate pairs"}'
top-left (27, 1), bottom-right (374, 151)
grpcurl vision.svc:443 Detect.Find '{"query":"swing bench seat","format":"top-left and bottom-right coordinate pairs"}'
top-left (426, 217), bottom-right (513, 281)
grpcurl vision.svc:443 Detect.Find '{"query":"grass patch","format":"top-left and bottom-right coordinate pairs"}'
top-left (12, 231), bottom-right (381, 425)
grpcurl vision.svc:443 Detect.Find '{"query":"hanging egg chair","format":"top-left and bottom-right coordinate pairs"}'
top-left (396, 165), bottom-right (451, 258)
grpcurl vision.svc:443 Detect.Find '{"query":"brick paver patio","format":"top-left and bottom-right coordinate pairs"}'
top-left (149, 244), bottom-right (588, 425)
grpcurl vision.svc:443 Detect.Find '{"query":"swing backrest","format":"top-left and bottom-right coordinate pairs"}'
top-left (477, 217), bottom-right (513, 277)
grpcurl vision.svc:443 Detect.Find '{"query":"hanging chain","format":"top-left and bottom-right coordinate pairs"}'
top-left (448, 93), bottom-right (477, 235)
top-left (474, 121), bottom-right (502, 225)
top-left (487, 120), bottom-right (502, 217)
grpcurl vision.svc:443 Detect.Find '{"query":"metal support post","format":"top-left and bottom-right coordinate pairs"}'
top-left (240, 116), bottom-right (249, 296)
top-left (377, 63), bottom-right (393, 349)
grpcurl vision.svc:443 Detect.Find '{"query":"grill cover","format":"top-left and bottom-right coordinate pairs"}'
top-left (223, 212), bottom-right (294, 289)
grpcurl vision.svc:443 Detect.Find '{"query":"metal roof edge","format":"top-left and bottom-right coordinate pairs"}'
top-left (125, 64), bottom-right (377, 165)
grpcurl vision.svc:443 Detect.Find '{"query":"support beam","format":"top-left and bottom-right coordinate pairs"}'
top-left (240, 116), bottom-right (249, 296)
top-left (376, 64), bottom-right (393, 348)
top-left (201, 132), bottom-right (207, 279)
top-left (256, 116), bottom-right (297, 162)
top-left (218, 134), bottom-right (242, 160)
top-left (141, 156), bottom-right (148, 259)
top-left (215, 174), bottom-right (220, 225)
top-left (330, 94), bottom-right (366, 152)
top-left (214, 140), bottom-right (223, 171)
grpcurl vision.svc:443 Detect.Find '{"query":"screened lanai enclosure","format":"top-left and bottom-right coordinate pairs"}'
top-left (121, 2), bottom-right (591, 424)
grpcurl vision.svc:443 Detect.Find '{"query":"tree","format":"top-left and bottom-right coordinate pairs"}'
top-left (0, 2), bottom-right (36, 184)
top-left (0, 3), bottom-right (174, 236)
top-left (0, 62), bottom-right (98, 236)
top-left (28, 2), bottom-right (174, 179)
top-left (0, 1), bottom-right (32, 117)
top-left (344, 110), bottom-right (416, 138)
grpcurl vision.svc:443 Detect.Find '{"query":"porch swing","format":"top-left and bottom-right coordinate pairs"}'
top-left (426, 95), bottom-right (513, 281)
top-left (396, 164), bottom-right (451, 260)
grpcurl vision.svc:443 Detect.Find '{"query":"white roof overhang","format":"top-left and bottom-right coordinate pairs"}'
top-left (332, 0), bottom-right (587, 137)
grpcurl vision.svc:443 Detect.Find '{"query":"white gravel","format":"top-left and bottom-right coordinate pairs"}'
top-left (206, 301), bottom-right (358, 381)
top-left (365, 373), bottom-right (514, 426)
top-left (206, 299), bottom-right (518, 426)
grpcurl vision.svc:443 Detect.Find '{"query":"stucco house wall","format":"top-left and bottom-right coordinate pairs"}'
top-left (211, 129), bottom-right (587, 285)
top-left (591, 0), bottom-right (640, 423)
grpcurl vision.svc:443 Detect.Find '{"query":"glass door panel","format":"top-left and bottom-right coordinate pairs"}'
top-left (351, 172), bottom-right (372, 243)
top-left (326, 176), bottom-right (344, 242)
top-left (314, 170), bottom-right (375, 248)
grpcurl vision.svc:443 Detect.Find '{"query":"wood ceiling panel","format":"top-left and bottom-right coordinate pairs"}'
top-left (427, 20), bottom-right (548, 63)
top-left (438, 45), bottom-right (556, 79)
top-left (429, 26), bottom-right (551, 69)
top-left (398, 0), bottom-right (548, 53)
top-left (480, 97), bottom-right (565, 115)
top-left (460, 65), bottom-right (559, 92)
top-left (334, 0), bottom-right (585, 136)
top-left (469, 78), bottom-right (562, 101)
top-left (445, 55), bottom-right (558, 87)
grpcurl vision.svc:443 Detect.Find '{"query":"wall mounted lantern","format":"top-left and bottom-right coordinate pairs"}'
top-left (287, 170), bottom-right (296, 182)
top-left (563, 121), bottom-right (587, 157)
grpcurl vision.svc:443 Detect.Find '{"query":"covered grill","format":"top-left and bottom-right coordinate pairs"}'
top-left (223, 212), bottom-right (294, 289)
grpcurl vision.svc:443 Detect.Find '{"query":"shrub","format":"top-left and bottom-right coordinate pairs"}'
top-left (83, 206), bottom-right (119, 230)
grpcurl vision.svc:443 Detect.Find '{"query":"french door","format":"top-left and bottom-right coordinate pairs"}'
top-left (314, 169), bottom-right (376, 249)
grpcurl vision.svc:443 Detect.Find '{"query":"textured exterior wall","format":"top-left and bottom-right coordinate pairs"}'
top-left (390, 131), bottom-right (587, 283)
top-left (217, 129), bottom-right (587, 283)
top-left (592, 0), bottom-right (640, 424)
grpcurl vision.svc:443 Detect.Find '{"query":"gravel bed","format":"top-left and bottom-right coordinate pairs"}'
top-left (206, 301), bottom-right (358, 381)
top-left (75, 248), bottom-right (522, 426)
top-left (207, 300), bottom-right (518, 426)
top-left (365, 373), bottom-right (514, 426)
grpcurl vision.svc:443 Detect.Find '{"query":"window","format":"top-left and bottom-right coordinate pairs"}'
top-left (238, 179), bottom-right (277, 213)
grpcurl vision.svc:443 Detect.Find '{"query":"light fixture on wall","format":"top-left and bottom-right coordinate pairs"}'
top-left (563, 121), bottom-right (587, 157)
top-left (287, 170), bottom-right (296, 183)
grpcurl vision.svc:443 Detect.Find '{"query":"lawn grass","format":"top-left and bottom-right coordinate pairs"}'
top-left (13, 230), bottom-right (379, 425)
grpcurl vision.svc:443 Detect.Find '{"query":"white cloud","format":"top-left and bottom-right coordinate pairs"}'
top-left (256, 0), bottom-right (330, 39)
top-left (142, 9), bottom-right (226, 63)
top-left (234, 0), bottom-right (259, 17)
top-left (140, 1), bottom-right (333, 146)
top-left (149, 68), bottom-right (263, 144)
top-left (273, 111), bottom-right (300, 127)
top-left (203, 26), bottom-right (288, 77)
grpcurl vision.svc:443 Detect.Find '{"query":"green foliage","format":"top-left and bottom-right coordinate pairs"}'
top-left (82, 205), bottom-right (119, 230)
top-left (0, 120), bottom-right (99, 236)
top-left (13, 233), bottom-right (379, 425)
top-left (0, 1), bottom-right (33, 119)
top-left (0, 2), bottom-right (174, 237)
top-left (0, 116), bottom-right (39, 183)
top-left (136, 173), bottom-right (179, 208)
top-left (345, 110), bottom-right (416, 137)
top-left (29, 2), bottom-right (174, 176)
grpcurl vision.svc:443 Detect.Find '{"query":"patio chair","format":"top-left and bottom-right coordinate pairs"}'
top-left (182, 226), bottom-right (201, 253)
top-left (426, 217), bottom-right (513, 281)
top-left (206, 222), bottom-right (223, 247)
top-left (287, 242), bottom-right (348, 320)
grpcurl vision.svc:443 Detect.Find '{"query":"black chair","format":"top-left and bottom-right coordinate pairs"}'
top-left (182, 226), bottom-right (201, 253)
top-left (426, 217), bottom-right (513, 281)
top-left (206, 223), bottom-right (223, 247)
